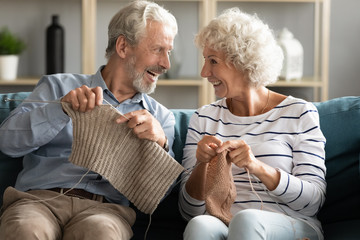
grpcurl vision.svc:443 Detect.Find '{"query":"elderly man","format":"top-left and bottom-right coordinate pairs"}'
top-left (0, 1), bottom-right (177, 239)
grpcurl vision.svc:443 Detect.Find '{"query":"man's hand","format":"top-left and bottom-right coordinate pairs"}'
top-left (116, 109), bottom-right (167, 147)
top-left (61, 85), bottom-right (103, 112)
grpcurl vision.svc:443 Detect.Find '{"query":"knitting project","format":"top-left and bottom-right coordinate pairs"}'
top-left (62, 103), bottom-right (184, 214)
top-left (205, 151), bottom-right (236, 225)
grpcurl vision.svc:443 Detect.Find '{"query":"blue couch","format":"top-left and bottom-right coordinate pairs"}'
top-left (1, 92), bottom-right (359, 240)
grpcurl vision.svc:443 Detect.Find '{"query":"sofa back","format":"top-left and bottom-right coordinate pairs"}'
top-left (314, 97), bottom-right (360, 224)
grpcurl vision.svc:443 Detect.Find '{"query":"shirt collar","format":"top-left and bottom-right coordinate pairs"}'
top-left (93, 65), bottom-right (151, 111)
top-left (90, 65), bottom-right (108, 90)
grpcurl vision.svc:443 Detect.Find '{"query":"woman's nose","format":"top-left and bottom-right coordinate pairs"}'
top-left (201, 62), bottom-right (210, 78)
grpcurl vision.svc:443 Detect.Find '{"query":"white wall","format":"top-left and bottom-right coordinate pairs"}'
top-left (329, 0), bottom-right (360, 99)
top-left (0, 0), bottom-right (82, 76)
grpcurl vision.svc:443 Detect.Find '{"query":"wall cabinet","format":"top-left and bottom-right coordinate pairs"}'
top-left (0, 0), bottom-right (330, 105)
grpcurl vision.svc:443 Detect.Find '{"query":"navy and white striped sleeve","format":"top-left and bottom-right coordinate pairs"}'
top-left (271, 102), bottom-right (326, 216)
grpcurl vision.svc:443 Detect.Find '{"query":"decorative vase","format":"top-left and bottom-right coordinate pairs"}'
top-left (277, 28), bottom-right (303, 81)
top-left (0, 55), bottom-right (19, 81)
top-left (46, 15), bottom-right (64, 74)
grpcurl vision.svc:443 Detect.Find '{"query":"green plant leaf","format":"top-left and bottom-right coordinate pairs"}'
top-left (0, 27), bottom-right (26, 55)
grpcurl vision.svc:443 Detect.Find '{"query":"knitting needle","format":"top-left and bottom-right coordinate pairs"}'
top-left (4, 97), bottom-right (130, 121)
top-left (103, 98), bottom-right (130, 120)
top-left (3, 98), bottom-right (60, 104)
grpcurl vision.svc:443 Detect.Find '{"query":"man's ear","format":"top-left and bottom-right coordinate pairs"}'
top-left (115, 35), bottom-right (129, 58)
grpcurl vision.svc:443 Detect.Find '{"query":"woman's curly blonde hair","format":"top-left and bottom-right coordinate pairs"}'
top-left (195, 8), bottom-right (283, 88)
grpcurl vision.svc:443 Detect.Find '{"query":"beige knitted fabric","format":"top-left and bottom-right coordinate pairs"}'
top-left (205, 151), bottom-right (236, 225)
top-left (62, 103), bottom-right (184, 214)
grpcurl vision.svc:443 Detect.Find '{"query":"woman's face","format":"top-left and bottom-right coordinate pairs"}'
top-left (201, 46), bottom-right (247, 98)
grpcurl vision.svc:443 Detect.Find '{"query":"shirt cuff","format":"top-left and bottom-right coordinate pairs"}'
top-left (44, 101), bottom-right (70, 130)
top-left (181, 185), bottom-right (206, 206)
top-left (270, 168), bottom-right (289, 196)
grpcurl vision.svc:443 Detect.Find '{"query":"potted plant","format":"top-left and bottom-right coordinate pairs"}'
top-left (0, 27), bottom-right (26, 81)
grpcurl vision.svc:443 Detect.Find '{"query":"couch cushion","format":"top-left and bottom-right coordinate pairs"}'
top-left (125, 109), bottom-right (195, 239)
top-left (323, 219), bottom-right (360, 240)
top-left (314, 96), bottom-right (360, 163)
top-left (0, 155), bottom-right (23, 206)
top-left (314, 97), bottom-right (360, 224)
top-left (0, 92), bottom-right (31, 206)
top-left (171, 109), bottom-right (195, 164)
top-left (0, 92), bottom-right (30, 123)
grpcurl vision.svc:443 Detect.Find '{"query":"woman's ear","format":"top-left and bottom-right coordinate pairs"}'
top-left (115, 35), bottom-right (129, 58)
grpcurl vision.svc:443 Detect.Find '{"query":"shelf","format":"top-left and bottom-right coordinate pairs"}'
top-left (1, 77), bottom-right (323, 88)
top-left (217, 0), bottom-right (325, 2)
top-left (0, 78), bottom-right (39, 86)
top-left (271, 77), bottom-right (323, 87)
top-left (1, 0), bottom-right (329, 107)
top-left (80, 0), bottom-right (329, 105)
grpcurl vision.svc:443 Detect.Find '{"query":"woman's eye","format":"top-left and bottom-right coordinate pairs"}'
top-left (210, 59), bottom-right (217, 64)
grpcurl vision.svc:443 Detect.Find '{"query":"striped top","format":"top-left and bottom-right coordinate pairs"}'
top-left (179, 96), bottom-right (326, 239)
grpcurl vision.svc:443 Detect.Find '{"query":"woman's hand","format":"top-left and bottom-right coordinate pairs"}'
top-left (196, 135), bottom-right (223, 163)
top-left (217, 139), bottom-right (280, 191)
top-left (185, 135), bottom-right (222, 200)
top-left (216, 139), bottom-right (259, 173)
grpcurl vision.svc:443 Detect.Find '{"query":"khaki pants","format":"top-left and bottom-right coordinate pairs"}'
top-left (0, 187), bottom-right (136, 240)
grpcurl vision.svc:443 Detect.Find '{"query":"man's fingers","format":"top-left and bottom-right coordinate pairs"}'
top-left (61, 86), bottom-right (103, 113)
top-left (84, 88), bottom-right (96, 112)
top-left (92, 86), bottom-right (103, 106)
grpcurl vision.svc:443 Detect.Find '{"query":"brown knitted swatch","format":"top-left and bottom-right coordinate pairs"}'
top-left (205, 151), bottom-right (236, 225)
top-left (62, 103), bottom-right (184, 214)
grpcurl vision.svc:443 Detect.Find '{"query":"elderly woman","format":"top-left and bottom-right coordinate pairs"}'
top-left (179, 8), bottom-right (326, 240)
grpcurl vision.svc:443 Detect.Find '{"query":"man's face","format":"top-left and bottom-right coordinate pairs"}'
top-left (126, 21), bottom-right (175, 94)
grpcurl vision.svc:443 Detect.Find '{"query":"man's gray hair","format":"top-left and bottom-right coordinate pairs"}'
top-left (105, 0), bottom-right (178, 59)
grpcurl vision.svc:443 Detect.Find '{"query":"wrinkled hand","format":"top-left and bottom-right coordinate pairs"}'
top-left (116, 109), bottom-right (166, 147)
top-left (218, 140), bottom-right (281, 190)
top-left (61, 85), bottom-right (103, 112)
top-left (216, 139), bottom-right (259, 174)
top-left (196, 135), bottom-right (223, 163)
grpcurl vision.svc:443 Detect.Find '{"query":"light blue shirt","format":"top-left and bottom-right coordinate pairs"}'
top-left (0, 66), bottom-right (175, 205)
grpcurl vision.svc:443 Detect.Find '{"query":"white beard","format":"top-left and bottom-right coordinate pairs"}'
top-left (126, 56), bottom-right (157, 94)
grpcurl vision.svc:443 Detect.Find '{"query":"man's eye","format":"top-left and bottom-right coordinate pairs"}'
top-left (152, 48), bottom-right (162, 53)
